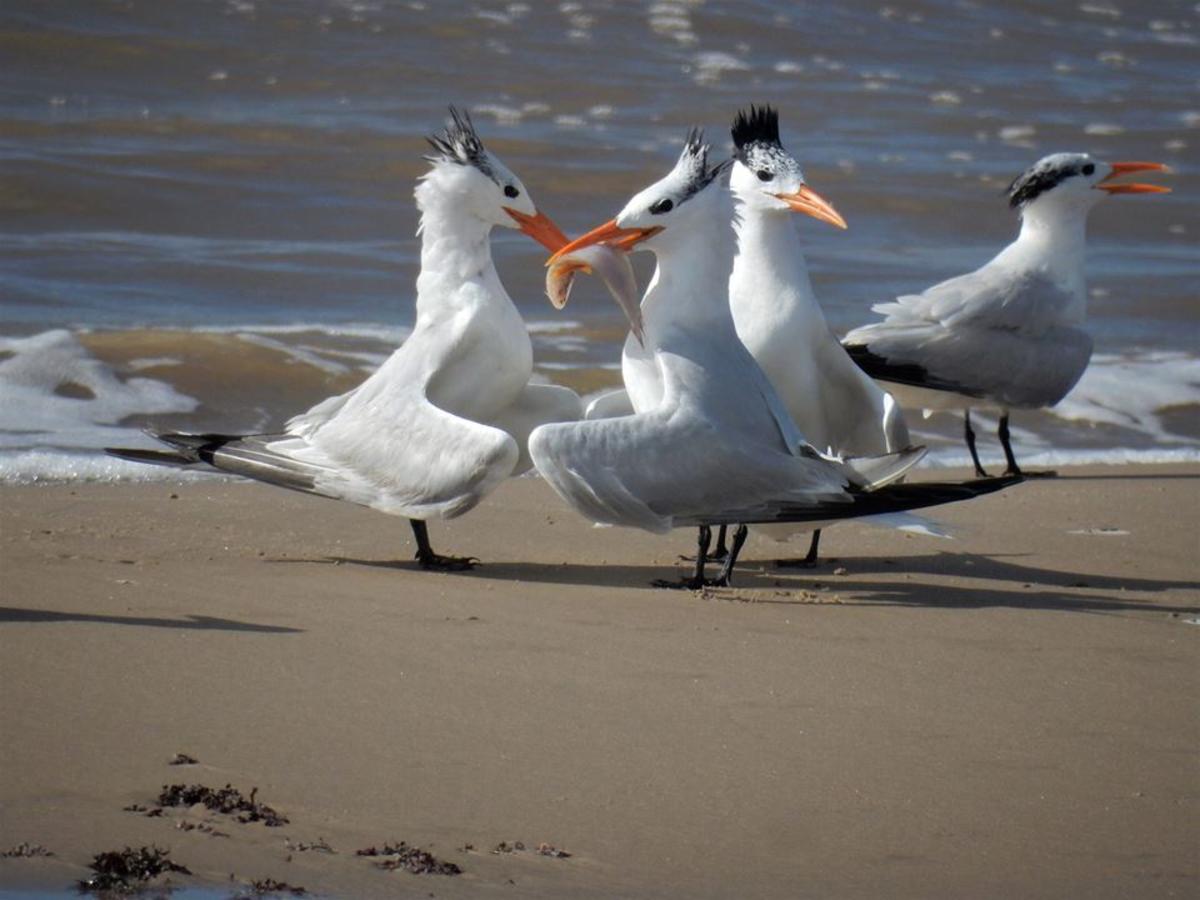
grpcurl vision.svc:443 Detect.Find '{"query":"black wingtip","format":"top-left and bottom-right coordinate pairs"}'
top-left (842, 343), bottom-right (984, 398)
top-left (105, 447), bottom-right (198, 467)
top-left (740, 473), bottom-right (1025, 525)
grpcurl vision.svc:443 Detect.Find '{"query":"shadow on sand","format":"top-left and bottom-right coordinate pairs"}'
top-left (0, 606), bottom-right (302, 633)
top-left (771, 550), bottom-right (1200, 594)
top-left (275, 555), bottom-right (677, 592)
top-left (275, 550), bottom-right (1199, 618)
top-left (1038, 472), bottom-right (1200, 482)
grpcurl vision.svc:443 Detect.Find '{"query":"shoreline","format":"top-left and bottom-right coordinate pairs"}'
top-left (2, 464), bottom-right (1197, 898)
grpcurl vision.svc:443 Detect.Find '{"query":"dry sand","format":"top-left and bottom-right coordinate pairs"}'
top-left (1, 465), bottom-right (1197, 898)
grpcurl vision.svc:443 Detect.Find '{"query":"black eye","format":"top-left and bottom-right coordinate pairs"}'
top-left (756, 170), bottom-right (773, 182)
top-left (1081, 163), bottom-right (1095, 176)
top-left (649, 198), bottom-right (674, 215)
top-left (504, 185), bottom-right (519, 199)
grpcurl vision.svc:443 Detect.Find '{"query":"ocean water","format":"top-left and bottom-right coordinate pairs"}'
top-left (2, 0), bottom-right (1198, 482)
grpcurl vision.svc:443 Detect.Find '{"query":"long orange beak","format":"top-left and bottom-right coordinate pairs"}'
top-left (1096, 162), bottom-right (1172, 195)
top-left (504, 207), bottom-right (571, 252)
top-left (774, 185), bottom-right (848, 229)
top-left (547, 219), bottom-right (663, 264)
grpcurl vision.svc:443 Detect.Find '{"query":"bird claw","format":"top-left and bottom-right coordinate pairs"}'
top-left (415, 552), bottom-right (480, 571)
top-left (1006, 468), bottom-right (1056, 479)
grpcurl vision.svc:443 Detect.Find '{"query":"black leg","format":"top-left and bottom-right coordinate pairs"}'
top-left (964, 409), bottom-right (988, 477)
top-left (776, 529), bottom-right (822, 568)
top-left (692, 525), bottom-right (712, 584)
top-left (654, 525), bottom-right (716, 590)
top-left (410, 519), bottom-right (479, 571)
top-left (710, 524), bottom-right (729, 561)
top-left (997, 412), bottom-right (1020, 475)
top-left (998, 412), bottom-right (1054, 478)
top-left (713, 524), bottom-right (749, 586)
top-left (678, 524), bottom-right (726, 563)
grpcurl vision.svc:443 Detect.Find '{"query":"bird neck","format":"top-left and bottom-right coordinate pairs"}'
top-left (1007, 202), bottom-right (1089, 287)
top-left (414, 189), bottom-right (498, 300)
top-left (731, 205), bottom-right (819, 311)
top-left (642, 194), bottom-right (739, 336)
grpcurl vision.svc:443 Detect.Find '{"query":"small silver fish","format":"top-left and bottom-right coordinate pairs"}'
top-left (546, 243), bottom-right (644, 347)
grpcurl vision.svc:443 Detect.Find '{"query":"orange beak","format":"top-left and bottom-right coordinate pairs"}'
top-left (773, 185), bottom-right (848, 230)
top-left (1096, 162), bottom-right (1172, 195)
top-left (547, 219), bottom-right (663, 265)
top-left (504, 207), bottom-right (571, 252)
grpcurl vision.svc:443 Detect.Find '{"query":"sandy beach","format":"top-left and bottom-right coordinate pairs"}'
top-left (1, 464), bottom-right (1197, 898)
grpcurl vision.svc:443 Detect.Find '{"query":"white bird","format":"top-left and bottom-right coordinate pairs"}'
top-left (109, 108), bottom-right (585, 569)
top-left (580, 106), bottom-right (916, 567)
top-left (725, 104), bottom-right (913, 566)
top-left (842, 153), bottom-right (1170, 477)
top-left (532, 131), bottom-right (1018, 588)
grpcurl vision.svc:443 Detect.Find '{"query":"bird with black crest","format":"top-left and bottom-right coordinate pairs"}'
top-left (843, 152), bottom-right (1171, 476)
top-left (533, 130), bottom-right (1019, 589)
top-left (108, 107), bottom-right (604, 570)
top-left (726, 104), bottom-right (921, 567)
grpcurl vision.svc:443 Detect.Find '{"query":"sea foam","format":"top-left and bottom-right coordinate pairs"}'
top-left (0, 330), bottom-right (198, 454)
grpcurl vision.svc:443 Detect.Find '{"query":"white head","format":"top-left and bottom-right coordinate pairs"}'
top-left (1007, 152), bottom-right (1170, 221)
top-left (418, 107), bottom-right (566, 249)
top-left (550, 129), bottom-right (732, 259)
top-left (727, 104), bottom-right (846, 229)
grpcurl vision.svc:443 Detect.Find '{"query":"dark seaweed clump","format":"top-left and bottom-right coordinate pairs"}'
top-left (77, 845), bottom-right (190, 894)
top-left (232, 878), bottom-right (306, 897)
top-left (2, 842), bottom-right (54, 858)
top-left (356, 842), bottom-right (462, 875)
top-left (491, 840), bottom-right (571, 859)
top-left (157, 784), bottom-right (288, 826)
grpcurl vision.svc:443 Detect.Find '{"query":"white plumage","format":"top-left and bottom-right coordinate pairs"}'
top-left (527, 134), bottom-right (1023, 587)
top-left (110, 109), bottom-right (583, 567)
top-left (843, 152), bottom-right (1169, 475)
top-left (725, 105), bottom-right (915, 563)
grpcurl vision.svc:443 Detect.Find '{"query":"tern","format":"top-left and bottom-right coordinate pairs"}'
top-left (579, 106), bottom-right (916, 567)
top-left (533, 131), bottom-right (1019, 589)
top-left (842, 153), bottom-right (1170, 476)
top-left (725, 104), bottom-right (913, 566)
top-left (109, 108), bottom-right (589, 570)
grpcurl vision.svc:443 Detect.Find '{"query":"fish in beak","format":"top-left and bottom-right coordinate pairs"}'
top-left (1096, 162), bottom-right (1172, 195)
top-left (773, 184), bottom-right (848, 229)
top-left (504, 207), bottom-right (571, 252)
top-left (546, 244), bottom-right (645, 347)
top-left (547, 219), bottom-right (663, 264)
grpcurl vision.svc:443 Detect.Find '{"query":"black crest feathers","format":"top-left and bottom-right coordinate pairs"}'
top-left (731, 104), bottom-right (780, 152)
top-left (677, 127), bottom-right (731, 200)
top-left (425, 106), bottom-right (491, 174)
top-left (1005, 154), bottom-right (1089, 209)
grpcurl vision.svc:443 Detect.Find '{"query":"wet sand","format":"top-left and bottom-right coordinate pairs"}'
top-left (1, 465), bottom-right (1197, 898)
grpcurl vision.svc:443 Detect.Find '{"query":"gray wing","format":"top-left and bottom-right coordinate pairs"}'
top-left (530, 351), bottom-right (853, 533)
top-left (867, 266), bottom-right (1080, 333)
top-left (844, 268), bottom-right (1093, 408)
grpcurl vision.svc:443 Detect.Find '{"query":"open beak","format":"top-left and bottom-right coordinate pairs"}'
top-left (1096, 162), bottom-right (1172, 195)
top-left (774, 185), bottom-right (848, 229)
top-left (504, 207), bottom-right (571, 252)
top-left (547, 219), bottom-right (663, 265)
